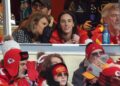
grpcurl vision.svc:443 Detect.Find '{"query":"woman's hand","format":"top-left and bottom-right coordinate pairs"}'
top-left (72, 34), bottom-right (80, 44)
top-left (81, 20), bottom-right (92, 30)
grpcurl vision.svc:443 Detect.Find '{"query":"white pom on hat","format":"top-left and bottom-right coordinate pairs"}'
top-left (85, 39), bottom-right (93, 45)
top-left (2, 40), bottom-right (21, 55)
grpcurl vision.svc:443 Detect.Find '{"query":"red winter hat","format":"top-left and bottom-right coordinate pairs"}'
top-left (102, 67), bottom-right (120, 77)
top-left (4, 49), bottom-right (22, 77)
top-left (85, 43), bottom-right (105, 59)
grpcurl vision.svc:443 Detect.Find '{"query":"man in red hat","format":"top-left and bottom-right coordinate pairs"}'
top-left (72, 42), bottom-right (114, 86)
top-left (0, 48), bottom-right (29, 85)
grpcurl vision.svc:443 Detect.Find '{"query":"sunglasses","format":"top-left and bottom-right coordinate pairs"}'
top-left (91, 51), bottom-right (104, 57)
top-left (57, 72), bottom-right (68, 77)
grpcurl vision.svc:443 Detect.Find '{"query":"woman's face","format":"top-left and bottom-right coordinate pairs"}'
top-left (35, 17), bottom-right (49, 35)
top-left (54, 72), bottom-right (68, 86)
top-left (60, 13), bottom-right (74, 34)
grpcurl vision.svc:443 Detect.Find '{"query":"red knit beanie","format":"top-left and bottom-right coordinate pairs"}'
top-left (86, 43), bottom-right (105, 59)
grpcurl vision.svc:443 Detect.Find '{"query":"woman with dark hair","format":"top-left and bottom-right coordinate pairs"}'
top-left (45, 63), bottom-right (73, 86)
top-left (49, 11), bottom-right (80, 44)
top-left (37, 53), bottom-right (65, 86)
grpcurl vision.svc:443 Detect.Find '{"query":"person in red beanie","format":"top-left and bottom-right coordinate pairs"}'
top-left (0, 48), bottom-right (29, 86)
top-left (72, 42), bottom-right (114, 86)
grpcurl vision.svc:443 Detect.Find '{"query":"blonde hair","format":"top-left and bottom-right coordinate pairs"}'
top-left (101, 3), bottom-right (120, 18)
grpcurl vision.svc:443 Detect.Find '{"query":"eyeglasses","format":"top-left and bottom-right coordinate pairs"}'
top-left (91, 51), bottom-right (104, 57)
top-left (110, 14), bottom-right (120, 18)
top-left (57, 72), bottom-right (68, 77)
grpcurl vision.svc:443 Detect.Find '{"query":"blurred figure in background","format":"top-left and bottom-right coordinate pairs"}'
top-left (49, 11), bottom-right (81, 44)
top-left (20, 0), bottom-right (31, 21)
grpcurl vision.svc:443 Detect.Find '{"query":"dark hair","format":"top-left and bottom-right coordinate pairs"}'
top-left (41, 53), bottom-right (64, 72)
top-left (32, 0), bottom-right (51, 9)
top-left (56, 11), bottom-right (78, 39)
top-left (39, 53), bottom-right (65, 79)
top-left (37, 52), bottom-right (45, 60)
top-left (46, 63), bottom-right (68, 86)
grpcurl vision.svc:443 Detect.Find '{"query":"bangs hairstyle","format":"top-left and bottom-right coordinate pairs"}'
top-left (26, 12), bottom-right (50, 34)
top-left (101, 3), bottom-right (120, 18)
top-left (57, 11), bottom-right (78, 37)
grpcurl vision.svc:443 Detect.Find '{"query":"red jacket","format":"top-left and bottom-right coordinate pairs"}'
top-left (0, 67), bottom-right (30, 86)
top-left (49, 28), bottom-right (89, 44)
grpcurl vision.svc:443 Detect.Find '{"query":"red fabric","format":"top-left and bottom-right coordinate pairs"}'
top-left (4, 49), bottom-right (21, 77)
top-left (52, 64), bottom-right (68, 76)
top-left (106, 58), bottom-right (114, 64)
top-left (15, 78), bottom-right (30, 86)
top-left (27, 61), bottom-right (38, 81)
top-left (49, 28), bottom-right (87, 44)
top-left (0, 78), bottom-right (8, 86)
top-left (51, 0), bottom-right (65, 21)
top-left (78, 29), bottom-right (89, 44)
top-left (0, 67), bottom-right (14, 85)
top-left (86, 43), bottom-right (105, 59)
top-left (49, 30), bottom-right (64, 43)
top-left (38, 77), bottom-right (45, 86)
top-left (102, 67), bottom-right (120, 77)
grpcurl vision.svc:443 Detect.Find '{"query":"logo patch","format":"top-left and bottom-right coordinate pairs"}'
top-left (7, 58), bottom-right (15, 64)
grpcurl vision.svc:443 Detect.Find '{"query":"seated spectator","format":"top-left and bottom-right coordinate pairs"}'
top-left (45, 63), bottom-right (73, 86)
top-left (0, 40), bottom-right (29, 85)
top-left (12, 12), bottom-right (51, 43)
top-left (91, 3), bottom-right (120, 44)
top-left (37, 53), bottom-right (65, 86)
top-left (49, 11), bottom-right (81, 44)
top-left (72, 42), bottom-right (113, 86)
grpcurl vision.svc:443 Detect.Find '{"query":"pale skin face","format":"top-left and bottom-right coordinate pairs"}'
top-left (54, 72), bottom-right (68, 86)
top-left (51, 57), bottom-right (62, 65)
top-left (60, 13), bottom-right (74, 35)
top-left (35, 17), bottom-right (49, 35)
top-left (32, 3), bottom-right (51, 15)
top-left (104, 10), bottom-right (120, 34)
top-left (18, 60), bottom-right (27, 78)
top-left (41, 7), bottom-right (51, 15)
top-left (88, 49), bottom-right (104, 64)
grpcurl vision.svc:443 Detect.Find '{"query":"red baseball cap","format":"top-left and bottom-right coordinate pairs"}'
top-left (86, 43), bottom-right (105, 59)
top-left (4, 49), bottom-right (21, 77)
